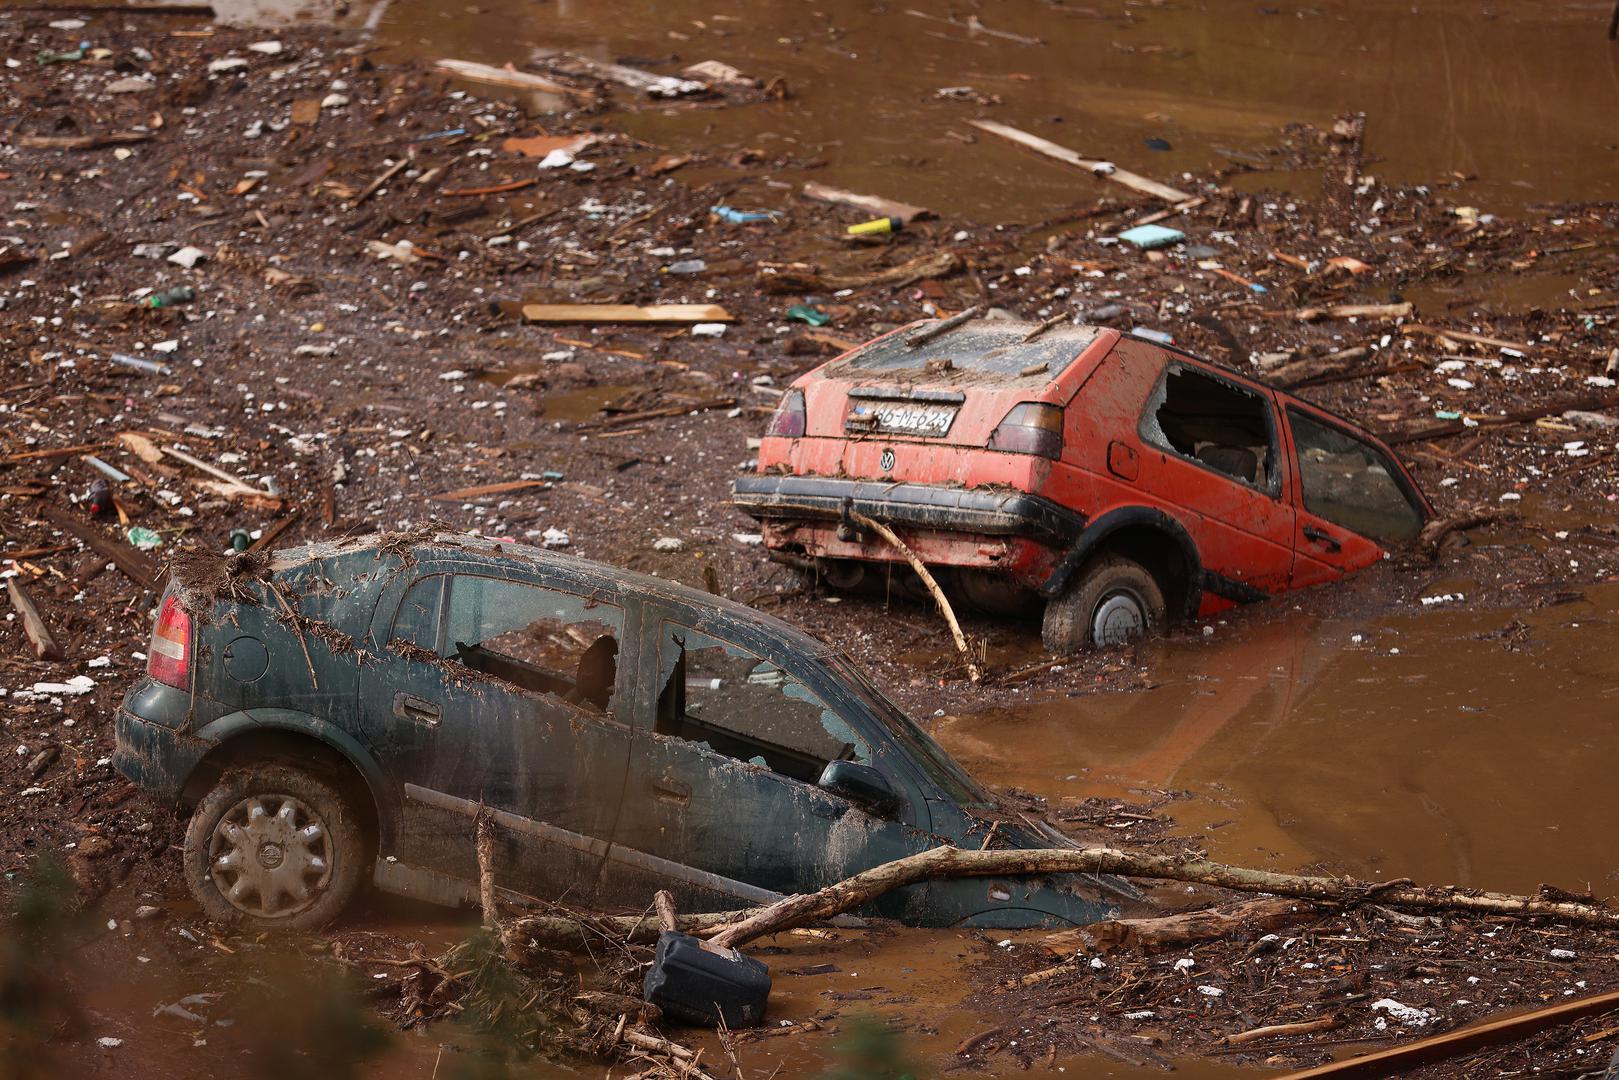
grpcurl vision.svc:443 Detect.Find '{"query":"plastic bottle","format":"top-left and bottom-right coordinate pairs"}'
top-left (86, 479), bottom-right (113, 517)
top-left (145, 285), bottom-right (197, 309)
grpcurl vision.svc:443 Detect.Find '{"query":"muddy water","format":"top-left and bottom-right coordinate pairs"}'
top-left (339, 0), bottom-right (1619, 218)
top-left (941, 580), bottom-right (1619, 896)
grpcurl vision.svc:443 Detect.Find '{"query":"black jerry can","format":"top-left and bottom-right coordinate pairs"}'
top-left (642, 930), bottom-right (772, 1028)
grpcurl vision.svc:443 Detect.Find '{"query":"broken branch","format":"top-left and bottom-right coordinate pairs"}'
top-left (845, 508), bottom-right (981, 683)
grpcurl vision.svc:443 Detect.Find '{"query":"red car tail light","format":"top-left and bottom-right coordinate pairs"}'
top-left (149, 594), bottom-right (191, 689)
top-left (765, 388), bottom-right (806, 438)
top-left (987, 402), bottom-right (1063, 459)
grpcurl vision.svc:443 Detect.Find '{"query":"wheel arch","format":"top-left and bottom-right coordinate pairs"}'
top-left (182, 711), bottom-right (393, 856)
top-left (1040, 507), bottom-right (1201, 621)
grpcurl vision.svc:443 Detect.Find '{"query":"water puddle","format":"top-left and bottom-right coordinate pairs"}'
top-left (939, 581), bottom-right (1619, 895)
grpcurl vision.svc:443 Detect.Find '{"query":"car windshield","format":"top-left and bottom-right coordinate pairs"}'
top-left (838, 323), bottom-right (1097, 379)
top-left (825, 654), bottom-right (991, 807)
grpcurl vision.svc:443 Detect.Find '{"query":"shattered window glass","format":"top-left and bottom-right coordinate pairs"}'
top-left (1140, 364), bottom-right (1279, 494)
top-left (838, 323), bottom-right (1097, 378)
top-left (438, 575), bottom-right (624, 714)
top-left (655, 625), bottom-right (870, 784)
top-left (1289, 409), bottom-right (1425, 544)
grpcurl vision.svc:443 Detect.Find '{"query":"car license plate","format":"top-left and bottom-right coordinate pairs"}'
top-left (846, 402), bottom-right (957, 437)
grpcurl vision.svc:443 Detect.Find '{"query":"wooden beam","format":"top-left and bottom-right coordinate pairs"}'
top-left (1274, 987), bottom-right (1619, 1078)
top-left (41, 506), bottom-right (159, 591)
top-left (521, 303), bottom-right (733, 324)
top-left (801, 182), bottom-right (932, 224)
top-left (7, 578), bottom-right (63, 660)
top-left (968, 119), bottom-right (1193, 203)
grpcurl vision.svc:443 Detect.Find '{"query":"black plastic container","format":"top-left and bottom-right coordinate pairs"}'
top-left (642, 930), bottom-right (771, 1028)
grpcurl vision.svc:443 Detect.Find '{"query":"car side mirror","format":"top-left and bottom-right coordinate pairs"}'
top-left (818, 760), bottom-right (901, 817)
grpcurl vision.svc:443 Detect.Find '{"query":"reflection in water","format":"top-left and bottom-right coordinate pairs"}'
top-left (940, 583), bottom-right (1619, 896)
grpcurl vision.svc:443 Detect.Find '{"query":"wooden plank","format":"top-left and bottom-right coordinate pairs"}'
top-left (1294, 302), bottom-right (1413, 322)
top-left (433, 59), bottom-right (580, 100)
top-left (1402, 322), bottom-right (1534, 353)
top-left (967, 119), bottom-right (1193, 203)
top-left (546, 53), bottom-right (706, 97)
top-left (7, 578), bottom-right (63, 660)
top-left (521, 304), bottom-right (733, 324)
top-left (1274, 987), bottom-right (1619, 1078)
top-left (3, 442), bottom-right (115, 465)
top-left (41, 506), bottom-right (159, 591)
top-left (430, 479), bottom-right (549, 502)
top-left (801, 182), bottom-right (932, 224)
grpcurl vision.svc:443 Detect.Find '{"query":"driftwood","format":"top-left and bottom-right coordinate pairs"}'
top-left (801, 182), bottom-right (931, 224)
top-left (705, 844), bottom-right (1619, 950)
top-left (1262, 346), bottom-right (1370, 387)
top-left (1223, 1016), bottom-right (1340, 1047)
top-left (1275, 986), bottom-right (1619, 1078)
top-left (906, 306), bottom-right (980, 348)
top-left (508, 909), bottom-right (753, 949)
top-left (475, 808), bottom-right (502, 940)
top-left (1416, 506), bottom-right (1520, 559)
top-left (968, 119), bottom-right (1193, 203)
top-left (845, 509), bottom-right (982, 683)
top-left (759, 250), bottom-right (961, 293)
top-left (1040, 897), bottom-right (1316, 956)
top-left (41, 506), bottom-right (158, 590)
top-left (1293, 302), bottom-right (1412, 322)
top-left (7, 578), bottom-right (63, 661)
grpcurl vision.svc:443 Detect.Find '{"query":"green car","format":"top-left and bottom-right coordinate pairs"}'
top-left (114, 533), bottom-right (1136, 930)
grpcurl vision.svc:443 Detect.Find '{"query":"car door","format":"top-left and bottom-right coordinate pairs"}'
top-left (613, 607), bottom-right (933, 914)
top-left (358, 567), bottom-right (636, 908)
top-left (1133, 358), bottom-right (1296, 598)
top-left (1283, 404), bottom-right (1430, 588)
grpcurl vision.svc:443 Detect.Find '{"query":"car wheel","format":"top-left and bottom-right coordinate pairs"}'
top-left (1042, 555), bottom-right (1167, 652)
top-left (183, 764), bottom-right (365, 931)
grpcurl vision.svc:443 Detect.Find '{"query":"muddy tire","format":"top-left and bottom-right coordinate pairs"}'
top-left (183, 764), bottom-right (365, 932)
top-left (1042, 555), bottom-right (1167, 652)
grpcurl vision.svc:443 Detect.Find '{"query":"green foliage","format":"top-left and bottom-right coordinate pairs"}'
top-left (0, 855), bottom-right (93, 1079)
top-left (817, 1013), bottom-right (917, 1080)
top-left (236, 955), bottom-right (392, 1079)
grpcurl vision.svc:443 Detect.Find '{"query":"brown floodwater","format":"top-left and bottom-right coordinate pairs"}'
top-left (338, 0), bottom-right (1619, 219)
top-left (939, 578), bottom-right (1619, 897)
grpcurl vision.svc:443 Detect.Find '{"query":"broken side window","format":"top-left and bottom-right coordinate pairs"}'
top-left (391, 574), bottom-right (445, 653)
top-left (654, 624), bottom-right (871, 784)
top-left (1141, 365), bottom-right (1279, 494)
top-left (1289, 409), bottom-right (1425, 543)
top-left (437, 575), bottom-right (624, 713)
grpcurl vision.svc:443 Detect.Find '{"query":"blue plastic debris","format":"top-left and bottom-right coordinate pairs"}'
top-left (711, 205), bottom-right (780, 224)
top-left (1130, 328), bottom-right (1175, 345)
top-left (1118, 224), bottom-right (1186, 249)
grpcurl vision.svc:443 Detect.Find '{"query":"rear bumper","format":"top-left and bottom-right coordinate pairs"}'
top-left (113, 681), bottom-right (212, 802)
top-left (733, 474), bottom-right (1085, 546)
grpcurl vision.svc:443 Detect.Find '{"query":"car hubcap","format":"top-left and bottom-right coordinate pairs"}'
top-left (206, 794), bottom-right (332, 918)
top-left (1091, 590), bottom-right (1145, 646)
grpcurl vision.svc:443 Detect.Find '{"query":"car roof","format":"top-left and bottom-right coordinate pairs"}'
top-left (274, 531), bottom-right (836, 657)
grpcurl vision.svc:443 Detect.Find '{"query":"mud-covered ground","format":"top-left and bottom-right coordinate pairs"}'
top-left (3, 9), bottom-right (1619, 1077)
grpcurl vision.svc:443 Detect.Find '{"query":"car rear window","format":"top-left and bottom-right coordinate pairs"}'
top-left (840, 323), bottom-right (1098, 379)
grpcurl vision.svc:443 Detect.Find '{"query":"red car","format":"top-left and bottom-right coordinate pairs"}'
top-left (735, 318), bottom-right (1433, 651)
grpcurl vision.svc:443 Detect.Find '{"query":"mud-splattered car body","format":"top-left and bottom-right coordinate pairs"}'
top-left (114, 534), bottom-right (1136, 928)
top-left (735, 319), bottom-right (1433, 649)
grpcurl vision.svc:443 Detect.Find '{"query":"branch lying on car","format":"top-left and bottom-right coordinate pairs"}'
top-left (845, 508), bottom-right (983, 682)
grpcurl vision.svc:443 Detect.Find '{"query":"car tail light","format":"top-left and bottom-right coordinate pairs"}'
top-left (988, 402), bottom-right (1063, 459)
top-left (765, 388), bottom-right (806, 438)
top-left (149, 594), bottom-right (191, 689)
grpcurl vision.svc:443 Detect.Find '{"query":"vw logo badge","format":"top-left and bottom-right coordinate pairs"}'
top-left (879, 448), bottom-right (896, 472)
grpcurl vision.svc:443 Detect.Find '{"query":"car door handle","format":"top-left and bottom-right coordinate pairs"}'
top-left (1303, 525), bottom-right (1342, 553)
top-left (392, 692), bottom-right (442, 726)
top-left (649, 778), bottom-right (691, 806)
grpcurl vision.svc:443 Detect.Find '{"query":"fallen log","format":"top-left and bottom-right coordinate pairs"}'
top-left (1402, 322), bottom-right (1534, 354)
top-left (846, 508), bottom-right (981, 683)
top-left (1040, 897), bottom-right (1317, 957)
top-left (704, 843), bottom-right (1619, 950)
top-left (1222, 1015), bottom-right (1340, 1048)
top-left (507, 909), bottom-right (754, 948)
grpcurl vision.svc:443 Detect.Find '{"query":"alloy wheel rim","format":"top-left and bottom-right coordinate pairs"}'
top-left (206, 794), bottom-right (332, 918)
top-left (1091, 590), bottom-right (1145, 646)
